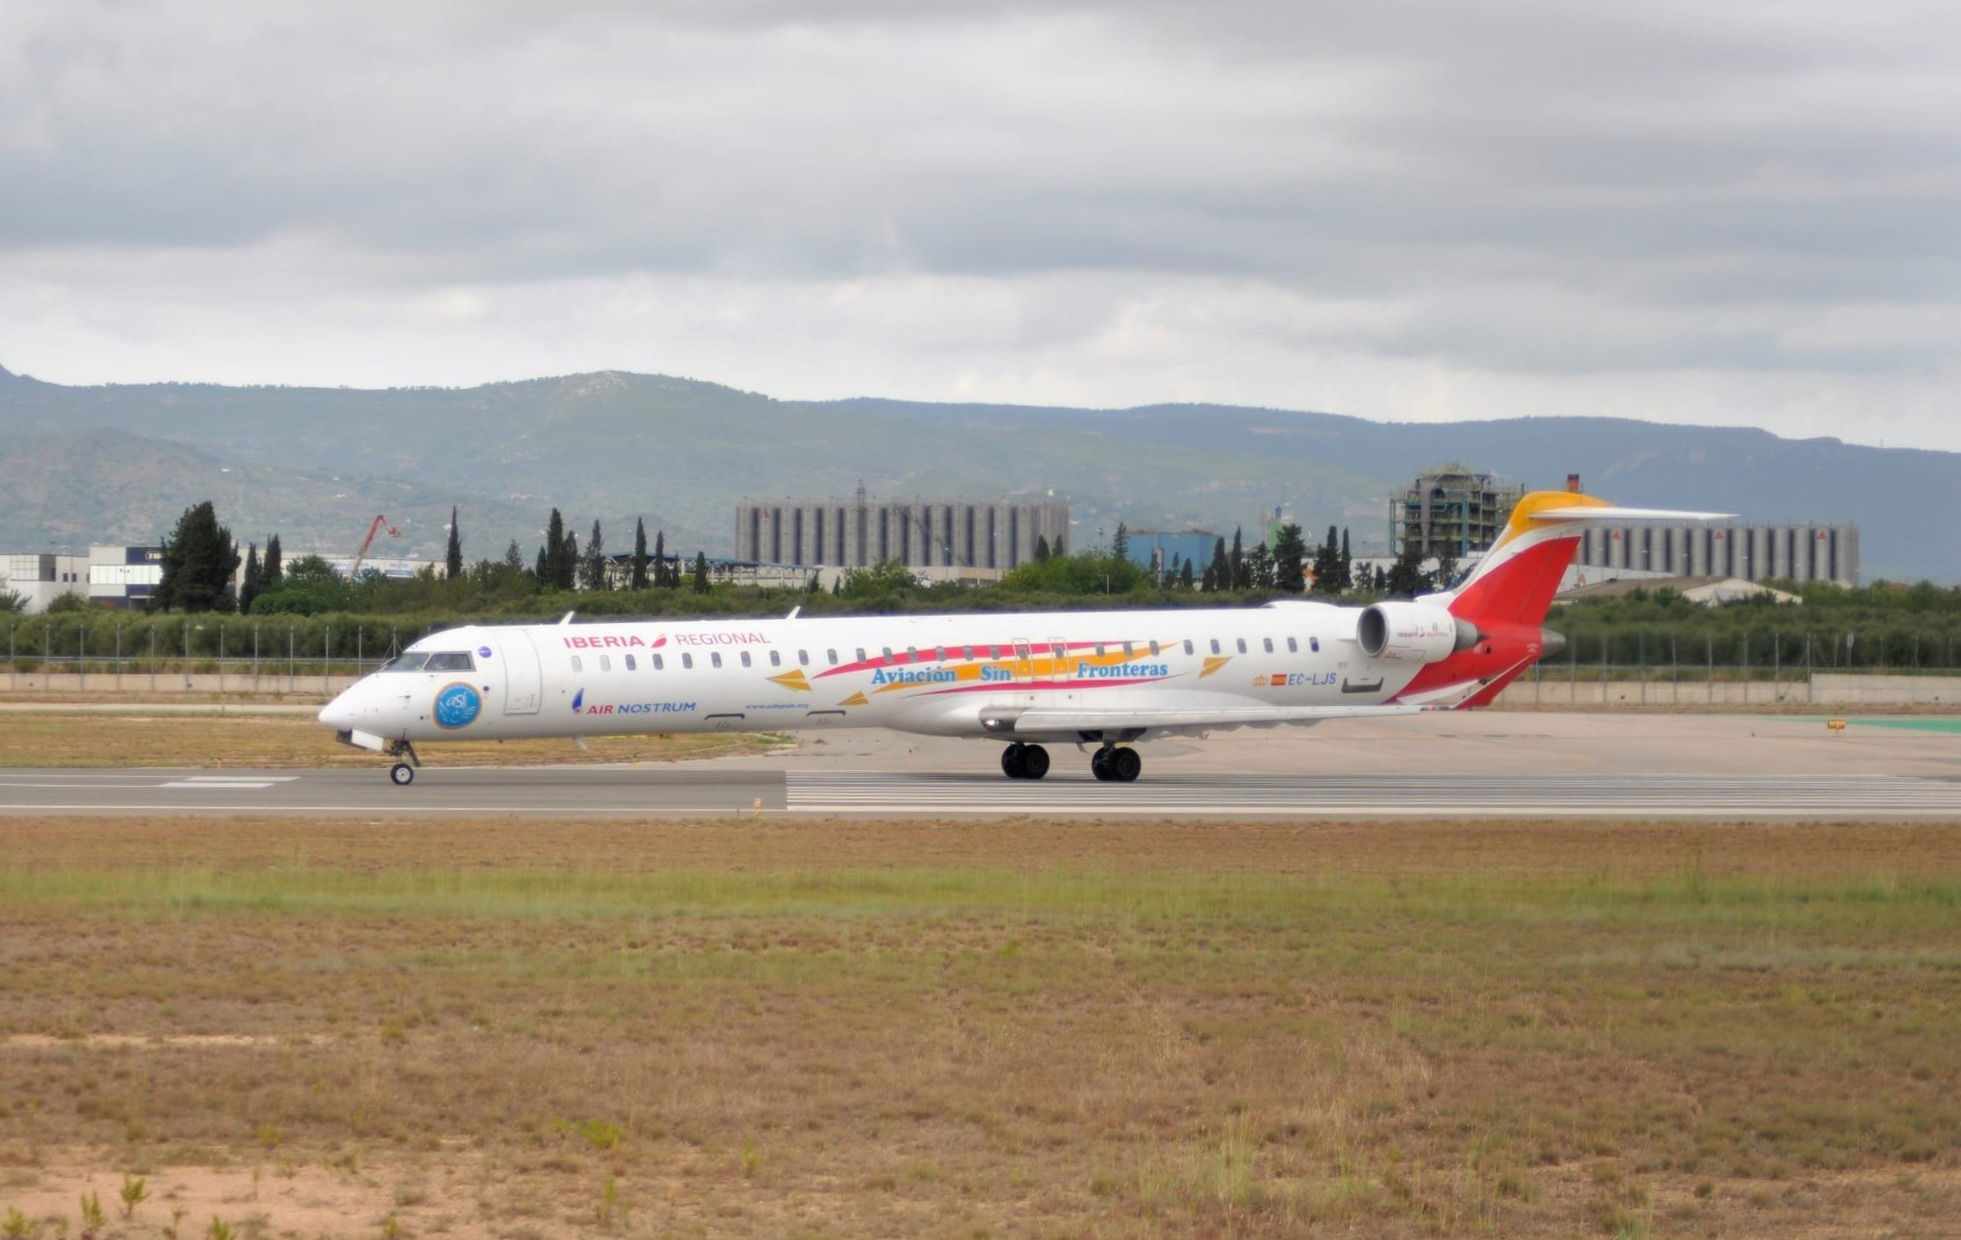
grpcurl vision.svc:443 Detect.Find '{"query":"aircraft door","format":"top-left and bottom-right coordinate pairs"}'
top-left (1009, 637), bottom-right (1039, 708)
top-left (500, 630), bottom-right (543, 715)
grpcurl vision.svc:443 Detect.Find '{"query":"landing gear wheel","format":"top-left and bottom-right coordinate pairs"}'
top-left (1001, 743), bottom-right (1050, 780)
top-left (1090, 748), bottom-right (1112, 781)
top-left (1001, 743), bottom-right (1027, 780)
top-left (390, 763), bottom-right (415, 786)
top-left (1108, 746), bottom-right (1142, 783)
top-left (1021, 744), bottom-right (1050, 780)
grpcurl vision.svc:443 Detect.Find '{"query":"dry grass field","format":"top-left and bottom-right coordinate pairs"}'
top-left (0, 815), bottom-right (1955, 1238)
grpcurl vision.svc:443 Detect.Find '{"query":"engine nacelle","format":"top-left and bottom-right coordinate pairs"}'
top-left (1356, 602), bottom-right (1480, 663)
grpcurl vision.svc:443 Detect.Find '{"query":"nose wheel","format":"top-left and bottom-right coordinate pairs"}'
top-left (384, 739), bottom-right (421, 786)
top-left (1001, 743), bottom-right (1050, 780)
top-left (1090, 745), bottom-right (1142, 782)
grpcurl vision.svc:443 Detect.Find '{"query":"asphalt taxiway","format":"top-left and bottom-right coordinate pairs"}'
top-left (0, 712), bottom-right (1954, 818)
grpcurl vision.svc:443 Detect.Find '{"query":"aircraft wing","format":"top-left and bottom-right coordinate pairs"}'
top-left (980, 702), bottom-right (1434, 739)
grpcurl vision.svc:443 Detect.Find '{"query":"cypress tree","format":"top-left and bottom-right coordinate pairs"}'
top-left (561, 531), bottom-right (579, 591)
top-left (445, 507), bottom-right (463, 580)
top-left (239, 542), bottom-right (261, 613)
top-left (631, 518), bottom-right (649, 590)
top-left (691, 551), bottom-right (709, 593)
top-left (1230, 527), bottom-right (1246, 590)
top-left (262, 535), bottom-right (283, 590)
top-left (1207, 537), bottom-right (1229, 593)
top-left (582, 520), bottom-right (608, 591)
top-left (1339, 527), bottom-right (1352, 592)
top-left (541, 509), bottom-right (566, 589)
top-left (653, 530), bottom-right (667, 586)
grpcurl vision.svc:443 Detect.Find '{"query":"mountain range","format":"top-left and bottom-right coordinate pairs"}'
top-left (1, 361), bottom-right (1954, 581)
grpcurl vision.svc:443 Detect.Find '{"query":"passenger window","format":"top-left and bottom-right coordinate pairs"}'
top-left (1263, 638), bottom-right (1273, 653)
top-left (1210, 639), bottom-right (1221, 655)
top-left (799, 649), bottom-right (810, 665)
top-left (1015, 642), bottom-right (1031, 659)
top-left (964, 645), bottom-right (976, 660)
top-left (1182, 640), bottom-right (1193, 656)
top-left (1287, 637), bottom-right (1297, 653)
top-left (769, 650), bottom-right (780, 667)
top-left (905, 647), bottom-right (917, 662)
top-left (1311, 637), bottom-right (1321, 653)
top-left (1051, 641), bottom-right (1065, 657)
top-left (856, 647), bottom-right (866, 662)
top-left (828, 649), bottom-right (839, 665)
top-left (600, 655), bottom-right (612, 672)
top-left (1095, 643), bottom-right (1106, 657)
top-left (1149, 641), bottom-right (1160, 656)
top-left (570, 655), bottom-right (584, 673)
top-left (653, 654), bottom-right (665, 671)
top-left (1123, 642), bottom-right (1134, 657)
top-left (712, 652), bottom-right (723, 669)
top-left (625, 654), bottom-right (637, 671)
top-left (682, 653), bottom-right (694, 670)
top-left (882, 647), bottom-right (893, 661)
top-left (740, 651), bottom-right (752, 667)
top-left (1237, 639), bottom-right (1248, 654)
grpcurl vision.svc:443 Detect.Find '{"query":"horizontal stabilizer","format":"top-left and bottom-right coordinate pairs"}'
top-left (1527, 505), bottom-right (1735, 523)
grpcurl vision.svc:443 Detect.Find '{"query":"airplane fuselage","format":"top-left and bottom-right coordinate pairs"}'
top-left (321, 602), bottom-right (1472, 746)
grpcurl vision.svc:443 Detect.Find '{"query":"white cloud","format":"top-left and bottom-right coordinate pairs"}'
top-left (2, 0), bottom-right (1959, 450)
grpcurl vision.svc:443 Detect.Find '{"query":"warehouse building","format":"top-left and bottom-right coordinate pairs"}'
top-left (735, 492), bottom-right (1070, 571)
top-left (1573, 522), bottom-right (1859, 586)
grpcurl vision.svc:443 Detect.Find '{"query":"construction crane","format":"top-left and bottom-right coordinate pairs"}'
top-left (349, 515), bottom-right (401, 580)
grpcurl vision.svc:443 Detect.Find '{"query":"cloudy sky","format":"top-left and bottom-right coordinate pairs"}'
top-left (4, 0), bottom-right (1959, 450)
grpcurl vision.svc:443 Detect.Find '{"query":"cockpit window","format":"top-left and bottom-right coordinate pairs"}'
top-left (424, 651), bottom-right (475, 671)
top-left (382, 652), bottom-right (430, 672)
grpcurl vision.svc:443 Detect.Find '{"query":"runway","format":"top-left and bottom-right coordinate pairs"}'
top-left (0, 765), bottom-right (1954, 818)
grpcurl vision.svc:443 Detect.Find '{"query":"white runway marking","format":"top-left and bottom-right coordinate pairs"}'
top-left (159, 777), bottom-right (295, 790)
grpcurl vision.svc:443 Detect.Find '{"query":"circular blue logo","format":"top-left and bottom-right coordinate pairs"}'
top-left (478, 645), bottom-right (493, 659)
top-left (433, 682), bottom-right (482, 730)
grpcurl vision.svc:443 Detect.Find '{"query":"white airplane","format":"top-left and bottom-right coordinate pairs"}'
top-left (318, 490), bottom-right (1727, 785)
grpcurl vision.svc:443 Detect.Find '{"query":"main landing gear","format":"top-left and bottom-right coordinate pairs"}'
top-left (999, 742), bottom-right (1143, 782)
top-left (1001, 742), bottom-right (1050, 780)
top-left (386, 739), bottom-right (421, 786)
top-left (1090, 745), bottom-right (1142, 783)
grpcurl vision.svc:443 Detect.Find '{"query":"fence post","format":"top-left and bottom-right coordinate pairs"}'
top-left (150, 626), bottom-right (157, 692)
top-left (324, 624), bottom-right (332, 695)
top-left (78, 624), bottom-right (86, 692)
top-left (218, 623), bottom-right (226, 694)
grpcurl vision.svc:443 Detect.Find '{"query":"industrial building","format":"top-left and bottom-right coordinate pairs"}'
top-left (1123, 529), bottom-right (1221, 577)
top-left (735, 492), bottom-right (1070, 571)
top-left (1, 545), bottom-right (164, 613)
top-left (1573, 522), bottom-right (1859, 587)
top-left (1391, 466), bottom-right (1525, 560)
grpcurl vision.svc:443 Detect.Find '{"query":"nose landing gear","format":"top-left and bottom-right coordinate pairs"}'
top-left (386, 739), bottom-right (421, 786)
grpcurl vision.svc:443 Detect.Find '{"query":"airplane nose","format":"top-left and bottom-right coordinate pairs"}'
top-left (318, 689), bottom-right (359, 732)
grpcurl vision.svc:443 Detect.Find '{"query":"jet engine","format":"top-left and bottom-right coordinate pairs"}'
top-left (1356, 602), bottom-right (1480, 663)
